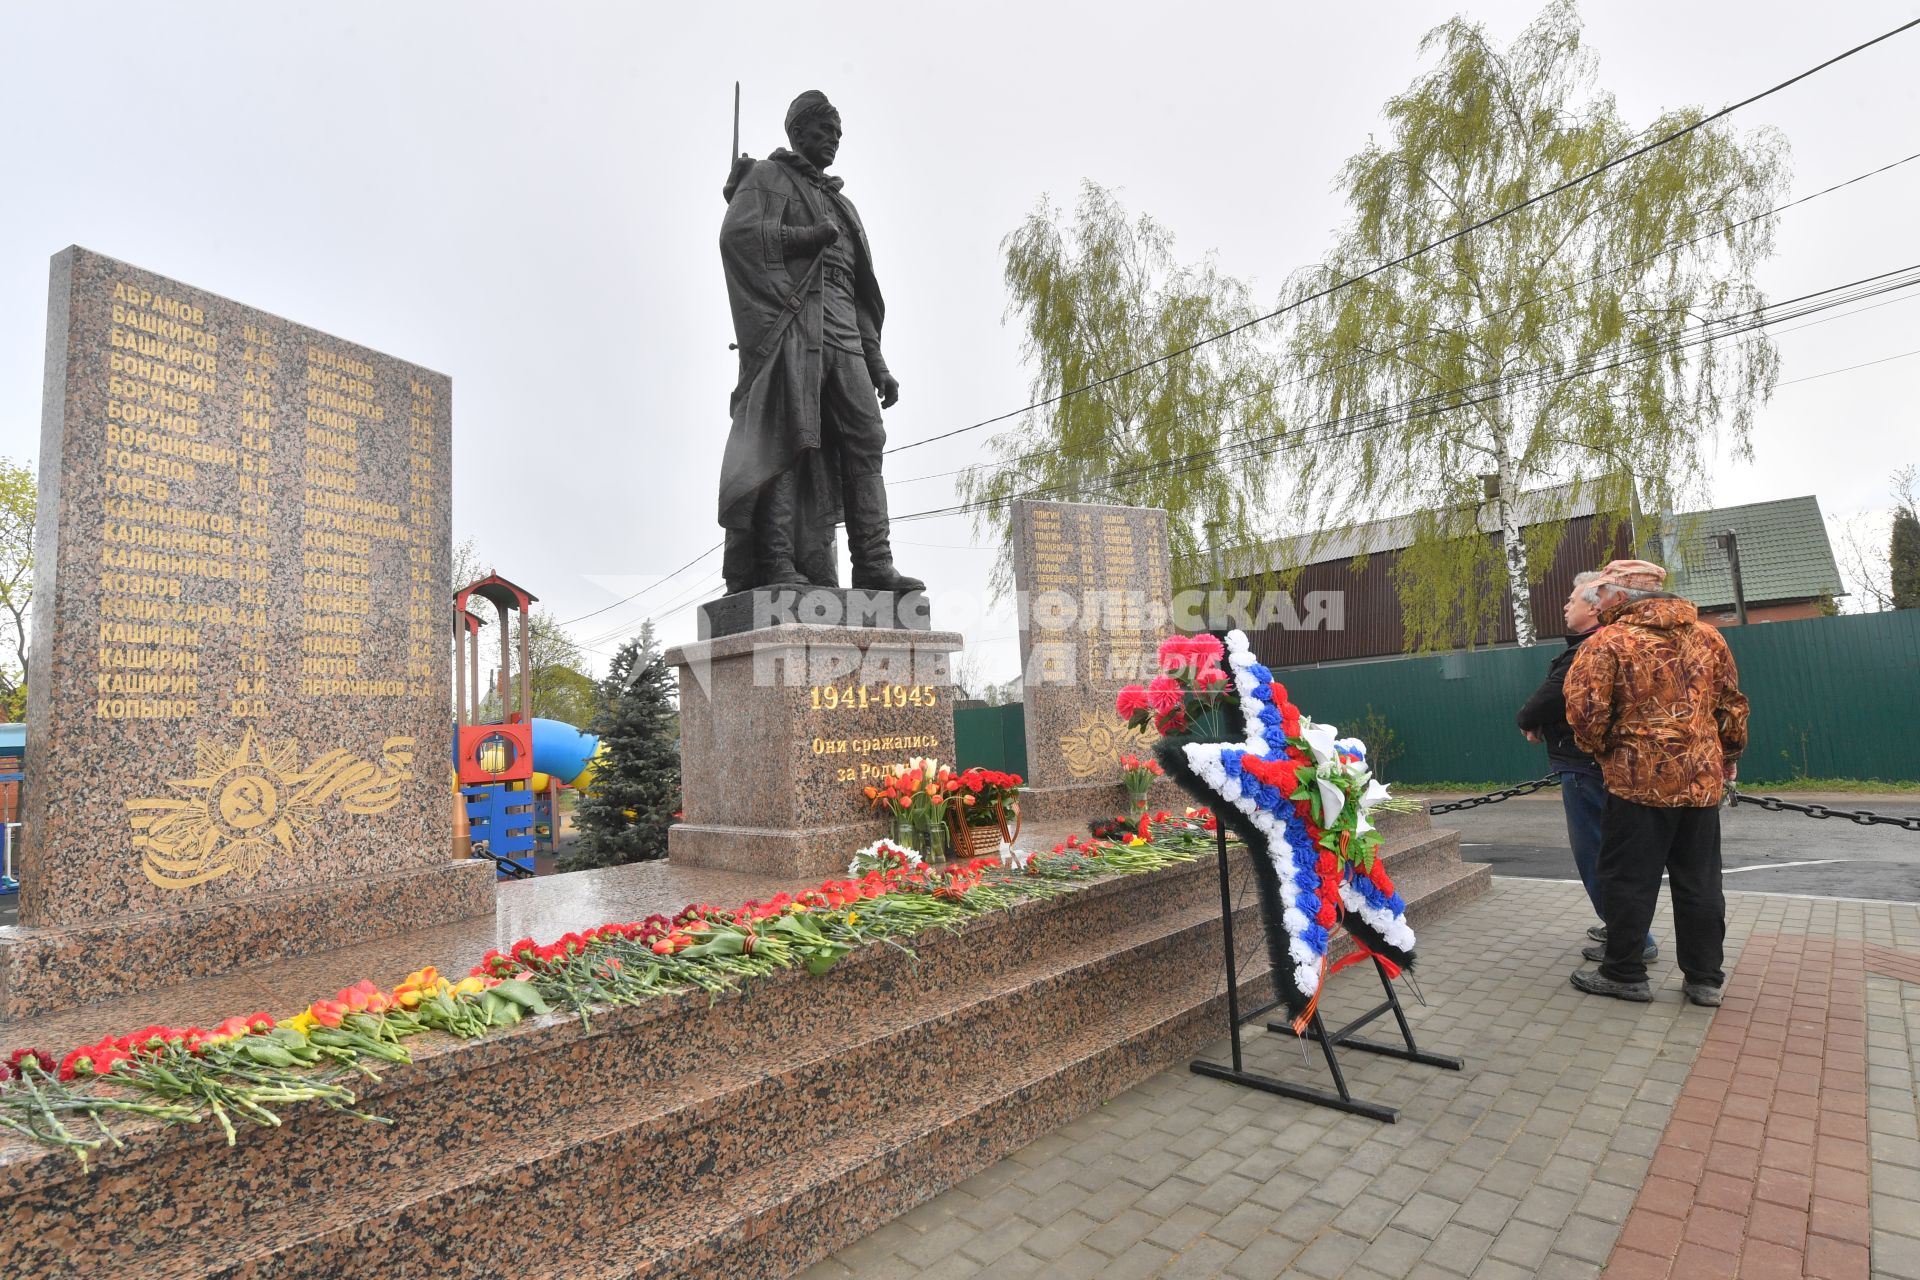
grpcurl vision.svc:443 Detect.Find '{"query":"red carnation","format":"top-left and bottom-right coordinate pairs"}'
top-left (1157, 635), bottom-right (1197, 672)
top-left (1316, 896), bottom-right (1338, 927)
top-left (1146, 675), bottom-right (1182, 715)
top-left (1281, 703), bottom-right (1301, 739)
top-left (1115, 685), bottom-right (1149, 719)
top-left (1268, 680), bottom-right (1289, 706)
top-left (1190, 633), bottom-right (1225, 665)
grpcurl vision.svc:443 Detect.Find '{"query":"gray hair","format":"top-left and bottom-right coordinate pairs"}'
top-left (1572, 570), bottom-right (1603, 588)
top-left (1579, 580), bottom-right (1660, 608)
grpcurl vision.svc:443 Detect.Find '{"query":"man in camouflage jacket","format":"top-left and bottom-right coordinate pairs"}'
top-left (1564, 564), bottom-right (1750, 1005)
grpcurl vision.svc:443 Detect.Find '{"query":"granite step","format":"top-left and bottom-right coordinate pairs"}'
top-left (2, 862), bottom-right (1242, 1278)
top-left (197, 879), bottom-right (1263, 1278)
top-left (1376, 826), bottom-right (1465, 884)
top-left (0, 817), bottom-right (1486, 1279)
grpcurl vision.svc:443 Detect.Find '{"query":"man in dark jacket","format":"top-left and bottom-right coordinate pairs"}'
top-left (717, 90), bottom-right (923, 595)
top-left (1517, 573), bottom-right (1656, 963)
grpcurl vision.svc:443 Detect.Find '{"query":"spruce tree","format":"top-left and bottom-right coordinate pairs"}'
top-left (1892, 504), bottom-right (1920, 610)
top-left (564, 624), bottom-right (681, 870)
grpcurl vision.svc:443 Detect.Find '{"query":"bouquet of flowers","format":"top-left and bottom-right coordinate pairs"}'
top-left (955, 768), bottom-right (1023, 827)
top-left (863, 756), bottom-right (970, 859)
top-left (1116, 634), bottom-right (1236, 739)
top-left (1118, 754), bottom-right (1163, 813)
top-left (1145, 629), bottom-right (1416, 1028)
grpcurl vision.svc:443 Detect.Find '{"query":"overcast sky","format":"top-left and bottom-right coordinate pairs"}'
top-left (3, 1), bottom-right (1915, 686)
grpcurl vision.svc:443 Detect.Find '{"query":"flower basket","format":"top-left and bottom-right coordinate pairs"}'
top-left (954, 820), bottom-right (1003, 859)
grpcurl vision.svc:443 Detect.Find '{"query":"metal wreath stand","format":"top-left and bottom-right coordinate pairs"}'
top-left (1189, 820), bottom-right (1463, 1122)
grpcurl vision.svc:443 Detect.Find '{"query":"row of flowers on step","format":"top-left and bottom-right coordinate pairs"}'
top-left (0, 816), bottom-right (1215, 1163)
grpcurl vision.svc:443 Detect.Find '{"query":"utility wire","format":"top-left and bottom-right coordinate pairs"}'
top-left (884, 148), bottom-right (1920, 490)
top-left (555, 539), bottom-right (723, 627)
top-left (882, 18), bottom-right (1920, 459)
top-left (886, 262), bottom-right (1920, 526)
top-left (946, 266), bottom-right (1920, 512)
top-left (1775, 346), bottom-right (1920, 387)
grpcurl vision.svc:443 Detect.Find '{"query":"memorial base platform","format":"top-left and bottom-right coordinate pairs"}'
top-left (0, 809), bottom-right (1485, 1280)
top-left (0, 858), bottom-right (496, 1019)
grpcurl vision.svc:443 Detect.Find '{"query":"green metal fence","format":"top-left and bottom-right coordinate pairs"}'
top-left (953, 702), bottom-right (1028, 775)
top-left (1269, 609), bottom-right (1920, 785)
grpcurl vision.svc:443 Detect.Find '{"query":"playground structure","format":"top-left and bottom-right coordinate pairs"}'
top-left (454, 574), bottom-right (604, 875)
top-left (0, 723), bottom-right (21, 897)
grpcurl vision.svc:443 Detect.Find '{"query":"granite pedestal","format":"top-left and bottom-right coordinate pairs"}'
top-left (667, 624), bottom-right (964, 879)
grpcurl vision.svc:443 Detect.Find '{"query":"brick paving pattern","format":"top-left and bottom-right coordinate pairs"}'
top-left (1868, 968), bottom-right (1920, 1280)
top-left (803, 878), bottom-right (1920, 1280)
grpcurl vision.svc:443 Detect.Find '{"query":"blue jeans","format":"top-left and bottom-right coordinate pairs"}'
top-left (1560, 770), bottom-right (1656, 950)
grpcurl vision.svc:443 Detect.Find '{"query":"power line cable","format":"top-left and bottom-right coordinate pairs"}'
top-left (1775, 345), bottom-right (1920, 387)
top-left (884, 149), bottom-right (1920, 490)
top-left (885, 262), bottom-right (1920, 526)
top-left (882, 18), bottom-right (1920, 459)
top-left (554, 539), bottom-right (723, 628)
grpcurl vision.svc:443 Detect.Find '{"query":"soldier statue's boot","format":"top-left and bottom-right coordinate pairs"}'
top-left (752, 472), bottom-right (813, 588)
top-left (845, 473), bottom-right (925, 593)
top-left (721, 528), bottom-right (755, 596)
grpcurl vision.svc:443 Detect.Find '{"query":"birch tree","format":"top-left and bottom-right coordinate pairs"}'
top-left (1283, 1), bottom-right (1786, 648)
top-left (962, 182), bottom-right (1283, 594)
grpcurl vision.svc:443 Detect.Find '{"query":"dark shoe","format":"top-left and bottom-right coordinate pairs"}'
top-left (851, 564), bottom-right (926, 593)
top-left (1583, 940), bottom-right (1658, 964)
top-left (1586, 924), bottom-right (1608, 943)
top-left (1682, 981), bottom-right (1724, 1007)
top-left (1570, 969), bottom-right (1653, 1002)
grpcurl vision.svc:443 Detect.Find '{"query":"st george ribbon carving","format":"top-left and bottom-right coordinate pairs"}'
top-left (1156, 631), bottom-right (1416, 1022)
top-left (126, 733), bottom-right (417, 889)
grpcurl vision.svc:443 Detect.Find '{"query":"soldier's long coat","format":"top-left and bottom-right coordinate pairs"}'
top-left (716, 150), bottom-right (887, 539)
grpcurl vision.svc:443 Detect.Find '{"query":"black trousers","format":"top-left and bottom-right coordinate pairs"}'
top-left (1597, 795), bottom-right (1726, 987)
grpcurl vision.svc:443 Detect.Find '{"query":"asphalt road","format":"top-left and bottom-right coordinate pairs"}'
top-left (1420, 791), bottom-right (1920, 902)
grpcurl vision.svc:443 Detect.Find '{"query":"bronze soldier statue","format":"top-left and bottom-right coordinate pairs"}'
top-left (717, 89), bottom-right (924, 596)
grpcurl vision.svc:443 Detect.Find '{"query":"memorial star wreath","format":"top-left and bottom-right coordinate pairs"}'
top-left (1117, 630), bottom-right (1415, 1027)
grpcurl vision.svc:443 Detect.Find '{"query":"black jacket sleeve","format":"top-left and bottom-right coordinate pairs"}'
top-left (1516, 646), bottom-right (1573, 734)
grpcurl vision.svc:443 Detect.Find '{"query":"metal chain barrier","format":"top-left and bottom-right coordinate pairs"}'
top-left (1425, 776), bottom-right (1920, 831)
top-left (1428, 775), bottom-right (1562, 815)
top-left (1728, 788), bottom-right (1920, 832)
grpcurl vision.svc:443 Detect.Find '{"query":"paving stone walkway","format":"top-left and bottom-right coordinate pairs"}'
top-left (803, 877), bottom-right (1920, 1280)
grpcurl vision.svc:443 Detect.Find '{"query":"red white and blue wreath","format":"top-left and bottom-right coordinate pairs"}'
top-left (1118, 629), bottom-right (1415, 1026)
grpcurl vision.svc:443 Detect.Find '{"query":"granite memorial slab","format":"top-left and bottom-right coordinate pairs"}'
top-left (1010, 499), bottom-right (1183, 820)
top-left (3, 248), bottom-right (492, 1016)
top-left (668, 624), bottom-right (963, 879)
